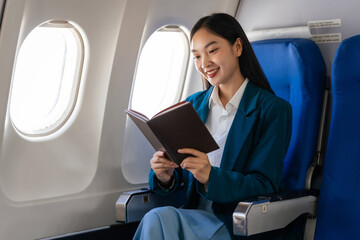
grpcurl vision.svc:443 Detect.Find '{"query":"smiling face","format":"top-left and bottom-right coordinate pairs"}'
top-left (191, 27), bottom-right (243, 88)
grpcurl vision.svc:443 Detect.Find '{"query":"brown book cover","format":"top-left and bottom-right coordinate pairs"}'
top-left (125, 101), bottom-right (219, 165)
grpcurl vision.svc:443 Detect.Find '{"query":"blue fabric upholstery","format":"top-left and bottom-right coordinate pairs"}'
top-left (315, 34), bottom-right (360, 239)
top-left (252, 39), bottom-right (326, 191)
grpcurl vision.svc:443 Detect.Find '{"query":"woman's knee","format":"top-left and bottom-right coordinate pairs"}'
top-left (143, 206), bottom-right (178, 222)
top-left (146, 206), bottom-right (177, 216)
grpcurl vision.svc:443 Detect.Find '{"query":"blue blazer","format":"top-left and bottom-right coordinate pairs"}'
top-left (149, 81), bottom-right (292, 236)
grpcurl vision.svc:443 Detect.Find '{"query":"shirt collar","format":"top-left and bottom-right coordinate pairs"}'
top-left (209, 78), bottom-right (249, 110)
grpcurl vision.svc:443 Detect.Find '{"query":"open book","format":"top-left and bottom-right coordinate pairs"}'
top-left (125, 101), bottom-right (219, 165)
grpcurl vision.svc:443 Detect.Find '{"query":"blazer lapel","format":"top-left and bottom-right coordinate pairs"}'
top-left (194, 87), bottom-right (212, 123)
top-left (221, 82), bottom-right (261, 170)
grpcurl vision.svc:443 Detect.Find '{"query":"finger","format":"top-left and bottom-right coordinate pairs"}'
top-left (178, 148), bottom-right (205, 157)
top-left (151, 152), bottom-right (169, 163)
top-left (153, 151), bottom-right (165, 158)
top-left (152, 161), bottom-right (178, 170)
top-left (180, 153), bottom-right (209, 166)
top-left (151, 156), bottom-right (178, 167)
top-left (151, 155), bottom-right (168, 163)
top-left (151, 157), bottom-right (178, 167)
top-left (180, 158), bottom-right (199, 169)
top-left (152, 151), bottom-right (178, 167)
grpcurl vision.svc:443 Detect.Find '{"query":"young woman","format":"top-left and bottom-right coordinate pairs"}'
top-left (133, 13), bottom-right (292, 240)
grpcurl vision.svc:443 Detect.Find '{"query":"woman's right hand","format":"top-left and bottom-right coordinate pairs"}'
top-left (150, 151), bottom-right (178, 186)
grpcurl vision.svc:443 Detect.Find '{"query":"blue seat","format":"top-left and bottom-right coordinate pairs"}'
top-left (315, 34), bottom-right (360, 239)
top-left (252, 38), bottom-right (326, 191)
top-left (232, 39), bottom-right (326, 237)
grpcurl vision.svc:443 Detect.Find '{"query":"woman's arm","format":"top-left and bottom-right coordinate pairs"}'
top-left (149, 151), bottom-right (183, 195)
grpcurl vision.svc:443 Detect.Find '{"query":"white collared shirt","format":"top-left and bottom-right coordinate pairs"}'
top-left (205, 78), bottom-right (249, 167)
top-left (198, 78), bottom-right (249, 212)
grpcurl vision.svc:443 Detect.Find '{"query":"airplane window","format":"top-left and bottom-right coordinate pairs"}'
top-left (9, 21), bottom-right (84, 136)
top-left (130, 26), bottom-right (189, 118)
top-left (122, 26), bottom-right (189, 184)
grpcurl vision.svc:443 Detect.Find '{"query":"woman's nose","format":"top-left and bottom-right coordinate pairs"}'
top-left (201, 55), bottom-right (212, 69)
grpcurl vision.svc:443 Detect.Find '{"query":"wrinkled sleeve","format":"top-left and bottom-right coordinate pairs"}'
top-left (149, 167), bottom-right (183, 195)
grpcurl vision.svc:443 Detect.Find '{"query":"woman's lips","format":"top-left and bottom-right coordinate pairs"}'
top-left (206, 67), bottom-right (219, 78)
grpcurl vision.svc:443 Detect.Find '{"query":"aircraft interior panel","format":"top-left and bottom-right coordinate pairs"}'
top-left (0, 0), bottom-right (240, 239)
top-left (0, 0), bottom-right (359, 239)
top-left (0, 0), bottom-right (126, 239)
top-left (0, 0), bottom-right (4, 31)
top-left (237, 0), bottom-right (360, 77)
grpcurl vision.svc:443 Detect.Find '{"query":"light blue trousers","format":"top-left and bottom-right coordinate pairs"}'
top-left (132, 206), bottom-right (231, 240)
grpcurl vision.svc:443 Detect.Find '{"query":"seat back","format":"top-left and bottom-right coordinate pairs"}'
top-left (315, 34), bottom-right (360, 239)
top-left (252, 38), bottom-right (326, 191)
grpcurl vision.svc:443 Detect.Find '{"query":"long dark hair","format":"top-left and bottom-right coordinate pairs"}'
top-left (190, 13), bottom-right (274, 94)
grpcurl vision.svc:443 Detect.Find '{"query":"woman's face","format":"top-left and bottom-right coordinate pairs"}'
top-left (191, 27), bottom-right (242, 87)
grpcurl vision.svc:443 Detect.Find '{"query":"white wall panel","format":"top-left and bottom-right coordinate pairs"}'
top-left (0, 0), bottom-right (126, 238)
top-left (0, 0), bottom-right (240, 239)
top-left (237, 0), bottom-right (360, 77)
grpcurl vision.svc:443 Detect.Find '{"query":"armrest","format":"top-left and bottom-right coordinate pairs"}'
top-left (233, 191), bottom-right (318, 236)
top-left (115, 186), bottom-right (185, 223)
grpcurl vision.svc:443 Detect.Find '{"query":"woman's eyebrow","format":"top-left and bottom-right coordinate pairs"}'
top-left (191, 41), bottom-right (218, 52)
top-left (204, 41), bottom-right (217, 49)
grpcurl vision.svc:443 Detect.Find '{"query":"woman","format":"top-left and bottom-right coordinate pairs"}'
top-left (133, 13), bottom-right (292, 240)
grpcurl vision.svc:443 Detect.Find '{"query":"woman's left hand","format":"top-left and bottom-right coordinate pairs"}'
top-left (178, 148), bottom-right (211, 185)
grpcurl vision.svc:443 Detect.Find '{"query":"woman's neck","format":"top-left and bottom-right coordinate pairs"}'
top-left (218, 75), bottom-right (245, 107)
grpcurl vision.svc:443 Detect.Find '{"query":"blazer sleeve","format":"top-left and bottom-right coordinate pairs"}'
top-left (149, 167), bottom-right (183, 195)
top-left (202, 98), bottom-right (292, 203)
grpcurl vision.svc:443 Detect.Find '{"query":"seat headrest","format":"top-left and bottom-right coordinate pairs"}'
top-left (332, 34), bottom-right (360, 91)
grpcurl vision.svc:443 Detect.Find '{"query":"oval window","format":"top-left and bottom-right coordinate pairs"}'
top-left (9, 21), bottom-right (84, 136)
top-left (130, 25), bottom-right (189, 118)
top-left (122, 25), bottom-right (190, 184)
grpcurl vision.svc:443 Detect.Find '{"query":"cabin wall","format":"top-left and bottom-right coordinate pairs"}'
top-left (0, 0), bottom-right (5, 30)
top-left (237, 0), bottom-right (360, 78)
top-left (0, 0), bottom-right (240, 239)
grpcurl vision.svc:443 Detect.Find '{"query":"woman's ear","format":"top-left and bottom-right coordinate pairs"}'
top-left (233, 37), bottom-right (243, 57)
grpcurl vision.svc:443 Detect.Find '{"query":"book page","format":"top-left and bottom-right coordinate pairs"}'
top-left (152, 101), bottom-right (188, 118)
top-left (125, 109), bottom-right (149, 121)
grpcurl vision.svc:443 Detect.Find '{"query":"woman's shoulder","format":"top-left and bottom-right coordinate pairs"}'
top-left (185, 87), bottom-right (213, 105)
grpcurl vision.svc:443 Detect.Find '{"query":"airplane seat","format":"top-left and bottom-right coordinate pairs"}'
top-left (116, 38), bottom-right (327, 237)
top-left (233, 38), bottom-right (327, 237)
top-left (314, 34), bottom-right (360, 239)
top-left (251, 38), bottom-right (326, 192)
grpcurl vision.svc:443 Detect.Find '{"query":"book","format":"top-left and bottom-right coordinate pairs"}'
top-left (125, 101), bottom-right (219, 165)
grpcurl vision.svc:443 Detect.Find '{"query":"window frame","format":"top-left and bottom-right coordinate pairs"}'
top-left (129, 25), bottom-right (190, 118)
top-left (9, 20), bottom-right (85, 137)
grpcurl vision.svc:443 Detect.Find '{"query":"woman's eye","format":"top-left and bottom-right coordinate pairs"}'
top-left (209, 48), bottom-right (218, 54)
top-left (193, 55), bottom-right (200, 60)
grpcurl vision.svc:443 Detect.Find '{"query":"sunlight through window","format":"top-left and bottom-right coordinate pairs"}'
top-left (10, 21), bottom-right (84, 136)
top-left (130, 26), bottom-right (189, 118)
